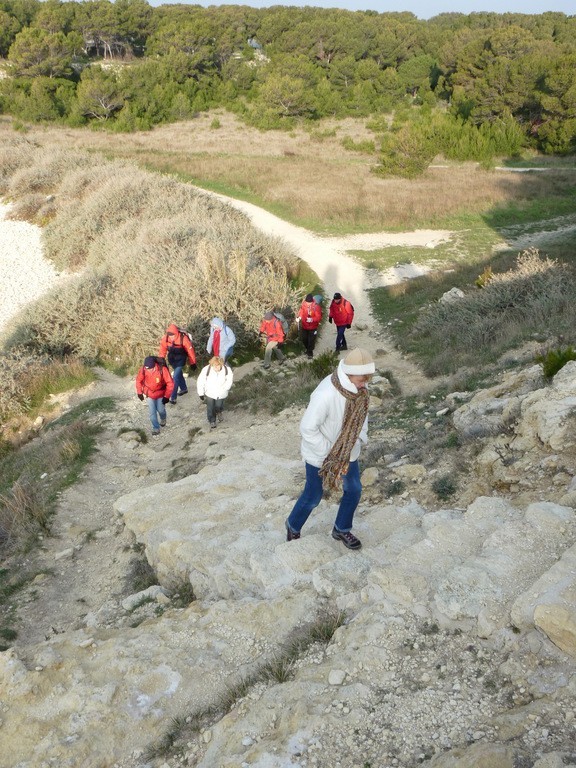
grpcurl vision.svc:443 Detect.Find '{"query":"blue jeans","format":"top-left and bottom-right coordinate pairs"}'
top-left (336, 326), bottom-right (348, 350)
top-left (171, 365), bottom-right (188, 400)
top-left (287, 460), bottom-right (362, 534)
top-left (147, 397), bottom-right (166, 431)
top-left (205, 396), bottom-right (224, 424)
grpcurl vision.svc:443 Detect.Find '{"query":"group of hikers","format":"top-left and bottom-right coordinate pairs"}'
top-left (135, 318), bottom-right (236, 435)
top-left (136, 291), bottom-right (371, 551)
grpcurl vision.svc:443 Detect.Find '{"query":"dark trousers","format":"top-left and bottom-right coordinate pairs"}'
top-left (300, 328), bottom-right (317, 356)
top-left (205, 397), bottom-right (224, 424)
top-left (336, 326), bottom-right (348, 350)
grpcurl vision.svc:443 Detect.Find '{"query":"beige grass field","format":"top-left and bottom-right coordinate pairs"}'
top-left (4, 111), bottom-right (570, 233)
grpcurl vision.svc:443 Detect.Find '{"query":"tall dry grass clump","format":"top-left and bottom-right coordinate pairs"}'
top-left (2, 140), bottom-right (300, 373)
top-left (0, 135), bottom-right (37, 195)
top-left (412, 248), bottom-right (576, 375)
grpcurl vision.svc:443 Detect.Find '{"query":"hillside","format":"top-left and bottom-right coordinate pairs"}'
top-left (1, 191), bottom-right (576, 768)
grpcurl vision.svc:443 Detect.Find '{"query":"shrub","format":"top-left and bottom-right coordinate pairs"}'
top-left (3, 143), bottom-right (300, 371)
top-left (431, 473), bottom-right (457, 501)
top-left (475, 266), bottom-right (494, 289)
top-left (536, 345), bottom-right (576, 379)
top-left (412, 249), bottom-right (576, 375)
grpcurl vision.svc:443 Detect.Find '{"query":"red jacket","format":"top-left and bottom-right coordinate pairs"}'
top-left (259, 315), bottom-right (285, 343)
top-left (136, 362), bottom-right (174, 400)
top-left (329, 298), bottom-right (354, 327)
top-left (159, 324), bottom-right (196, 367)
top-left (298, 299), bottom-right (322, 330)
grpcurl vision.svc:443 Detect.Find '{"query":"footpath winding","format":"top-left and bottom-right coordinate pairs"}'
top-left (0, 193), bottom-right (453, 392)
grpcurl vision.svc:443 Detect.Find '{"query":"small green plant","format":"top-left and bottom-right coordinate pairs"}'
top-left (171, 580), bottom-right (196, 608)
top-left (535, 345), bottom-right (576, 379)
top-left (210, 118), bottom-right (221, 129)
top-left (385, 478), bottom-right (406, 498)
top-left (126, 545), bottom-right (157, 593)
top-left (445, 432), bottom-right (460, 449)
top-left (117, 426), bottom-right (148, 444)
top-left (475, 265), bottom-right (494, 288)
top-left (431, 473), bottom-right (457, 501)
top-left (341, 136), bottom-right (376, 154)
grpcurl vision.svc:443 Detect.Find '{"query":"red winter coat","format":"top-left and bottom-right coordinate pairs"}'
top-left (298, 299), bottom-right (322, 330)
top-left (259, 316), bottom-right (285, 343)
top-left (159, 324), bottom-right (196, 367)
top-left (329, 298), bottom-right (354, 327)
top-left (136, 362), bottom-right (174, 400)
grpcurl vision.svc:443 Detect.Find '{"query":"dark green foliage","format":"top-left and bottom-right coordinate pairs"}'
top-left (0, 3), bottom-right (574, 159)
top-left (431, 474), bottom-right (457, 501)
top-left (535, 345), bottom-right (576, 379)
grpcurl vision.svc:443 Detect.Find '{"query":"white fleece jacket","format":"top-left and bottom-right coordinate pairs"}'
top-left (196, 364), bottom-right (234, 400)
top-left (299, 361), bottom-right (368, 468)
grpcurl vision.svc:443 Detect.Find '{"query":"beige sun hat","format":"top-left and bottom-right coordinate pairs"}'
top-left (340, 348), bottom-right (375, 375)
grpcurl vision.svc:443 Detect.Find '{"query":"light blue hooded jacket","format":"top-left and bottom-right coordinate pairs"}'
top-left (206, 317), bottom-right (236, 360)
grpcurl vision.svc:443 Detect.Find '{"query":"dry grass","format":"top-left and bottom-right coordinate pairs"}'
top-left (1, 134), bottom-right (300, 372)
top-left (4, 113), bottom-right (571, 232)
top-left (412, 249), bottom-right (576, 375)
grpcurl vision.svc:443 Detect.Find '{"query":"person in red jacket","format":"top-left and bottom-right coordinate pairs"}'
top-left (298, 294), bottom-right (322, 359)
top-left (328, 292), bottom-right (354, 352)
top-left (259, 311), bottom-right (286, 369)
top-left (159, 323), bottom-right (197, 404)
top-left (136, 356), bottom-right (174, 435)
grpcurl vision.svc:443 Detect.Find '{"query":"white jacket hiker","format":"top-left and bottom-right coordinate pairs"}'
top-left (300, 358), bottom-right (369, 467)
top-left (196, 356), bottom-right (234, 428)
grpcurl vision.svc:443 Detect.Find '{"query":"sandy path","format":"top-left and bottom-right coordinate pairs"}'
top-left (205, 192), bottom-right (453, 390)
top-left (0, 203), bottom-right (70, 338)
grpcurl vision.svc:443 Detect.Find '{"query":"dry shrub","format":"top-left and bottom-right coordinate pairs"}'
top-left (413, 248), bottom-right (576, 374)
top-left (4, 145), bottom-right (299, 369)
top-left (0, 135), bottom-right (37, 194)
top-left (5, 192), bottom-right (58, 224)
top-left (7, 148), bottom-right (93, 198)
top-left (0, 481), bottom-right (47, 547)
top-left (0, 350), bottom-right (35, 422)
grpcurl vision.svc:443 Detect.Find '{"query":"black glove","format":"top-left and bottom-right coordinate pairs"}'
top-left (328, 317), bottom-right (333, 324)
top-left (137, 393), bottom-right (144, 401)
top-left (199, 395), bottom-right (205, 402)
top-left (346, 324), bottom-right (351, 329)
top-left (162, 397), bottom-right (170, 404)
top-left (189, 364), bottom-right (197, 373)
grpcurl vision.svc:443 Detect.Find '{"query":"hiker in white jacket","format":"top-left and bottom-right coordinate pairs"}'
top-left (196, 356), bottom-right (234, 429)
top-left (285, 348), bottom-right (375, 550)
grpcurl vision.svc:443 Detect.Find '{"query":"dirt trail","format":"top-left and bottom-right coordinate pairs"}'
top-left (8, 194), bottom-right (454, 648)
top-left (206, 191), bottom-right (453, 395)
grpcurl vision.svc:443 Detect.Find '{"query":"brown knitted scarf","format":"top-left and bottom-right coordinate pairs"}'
top-left (319, 370), bottom-right (369, 492)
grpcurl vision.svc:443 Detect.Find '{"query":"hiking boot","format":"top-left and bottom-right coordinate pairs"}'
top-left (152, 429), bottom-right (160, 436)
top-left (331, 528), bottom-right (361, 549)
top-left (210, 422), bottom-right (217, 429)
top-left (285, 520), bottom-right (300, 541)
top-left (278, 358), bottom-right (286, 366)
top-left (169, 399), bottom-right (177, 405)
top-left (178, 389), bottom-right (188, 396)
top-left (217, 412), bottom-right (224, 422)
top-left (262, 363), bottom-right (270, 369)
top-left (159, 419), bottom-right (166, 427)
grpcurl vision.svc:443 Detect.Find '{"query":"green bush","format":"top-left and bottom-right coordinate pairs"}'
top-left (535, 345), bottom-right (576, 379)
top-left (431, 474), bottom-right (457, 501)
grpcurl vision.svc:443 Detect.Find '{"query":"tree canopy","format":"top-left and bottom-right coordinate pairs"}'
top-left (0, 1), bottom-right (574, 162)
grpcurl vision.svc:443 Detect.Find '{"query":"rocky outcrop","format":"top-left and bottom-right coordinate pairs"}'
top-left (2, 364), bottom-right (576, 768)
